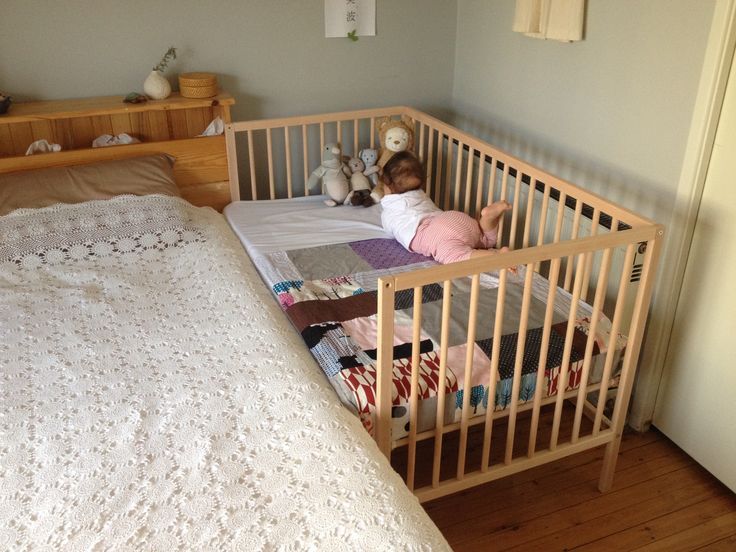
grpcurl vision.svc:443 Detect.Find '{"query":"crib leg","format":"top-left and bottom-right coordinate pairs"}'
top-left (598, 437), bottom-right (622, 492)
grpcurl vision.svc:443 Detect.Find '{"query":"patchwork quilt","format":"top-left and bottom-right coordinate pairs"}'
top-left (253, 237), bottom-right (626, 440)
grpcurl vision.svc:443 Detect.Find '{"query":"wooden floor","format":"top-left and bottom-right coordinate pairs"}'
top-left (420, 427), bottom-right (736, 551)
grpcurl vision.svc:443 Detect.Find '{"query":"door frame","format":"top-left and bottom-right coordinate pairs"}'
top-left (629, 0), bottom-right (736, 430)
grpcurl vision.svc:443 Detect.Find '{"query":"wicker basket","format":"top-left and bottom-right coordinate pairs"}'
top-left (179, 72), bottom-right (218, 98)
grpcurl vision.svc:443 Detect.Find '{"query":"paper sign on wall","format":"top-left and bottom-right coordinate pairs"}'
top-left (324, 0), bottom-right (376, 38)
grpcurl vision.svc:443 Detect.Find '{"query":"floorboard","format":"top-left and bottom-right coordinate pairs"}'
top-left (416, 426), bottom-right (736, 551)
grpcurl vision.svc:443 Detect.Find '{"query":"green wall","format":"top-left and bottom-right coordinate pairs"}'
top-left (1, 0), bottom-right (457, 119)
top-left (450, 0), bottom-right (715, 227)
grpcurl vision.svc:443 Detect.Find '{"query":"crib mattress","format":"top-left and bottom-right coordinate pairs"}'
top-left (225, 197), bottom-right (625, 440)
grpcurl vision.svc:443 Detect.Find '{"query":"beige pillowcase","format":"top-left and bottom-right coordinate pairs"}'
top-left (0, 154), bottom-right (181, 216)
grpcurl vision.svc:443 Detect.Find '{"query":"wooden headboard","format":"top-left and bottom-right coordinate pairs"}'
top-left (0, 92), bottom-right (235, 211)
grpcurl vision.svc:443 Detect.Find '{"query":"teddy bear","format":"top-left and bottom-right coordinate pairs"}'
top-left (345, 157), bottom-right (376, 207)
top-left (376, 115), bottom-right (415, 169)
top-left (307, 142), bottom-right (352, 207)
top-left (359, 148), bottom-right (380, 187)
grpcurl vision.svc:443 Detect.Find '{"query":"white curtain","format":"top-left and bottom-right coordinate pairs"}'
top-left (513, 0), bottom-right (585, 42)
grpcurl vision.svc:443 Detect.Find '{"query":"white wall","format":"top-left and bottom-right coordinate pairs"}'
top-left (0, 0), bottom-right (457, 120)
top-left (450, 0), bottom-right (716, 425)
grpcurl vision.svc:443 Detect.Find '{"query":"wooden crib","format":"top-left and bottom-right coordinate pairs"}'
top-left (224, 107), bottom-right (664, 502)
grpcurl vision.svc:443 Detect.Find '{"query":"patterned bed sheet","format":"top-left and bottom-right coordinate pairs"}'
top-left (251, 229), bottom-right (627, 440)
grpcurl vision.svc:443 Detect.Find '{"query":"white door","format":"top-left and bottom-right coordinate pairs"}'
top-left (653, 51), bottom-right (736, 492)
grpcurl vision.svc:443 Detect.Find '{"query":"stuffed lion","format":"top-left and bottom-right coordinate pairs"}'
top-left (372, 115), bottom-right (415, 201)
top-left (376, 115), bottom-right (415, 168)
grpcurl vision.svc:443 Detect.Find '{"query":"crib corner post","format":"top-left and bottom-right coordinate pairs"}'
top-left (225, 123), bottom-right (240, 202)
top-left (599, 225), bottom-right (665, 493)
top-left (375, 276), bottom-right (397, 459)
top-left (598, 439), bottom-right (621, 492)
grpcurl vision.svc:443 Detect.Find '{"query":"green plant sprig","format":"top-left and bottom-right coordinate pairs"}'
top-left (153, 47), bottom-right (177, 72)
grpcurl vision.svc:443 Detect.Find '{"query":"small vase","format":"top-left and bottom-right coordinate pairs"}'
top-left (143, 70), bottom-right (171, 100)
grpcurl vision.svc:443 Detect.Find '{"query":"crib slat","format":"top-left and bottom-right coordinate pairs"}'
top-left (481, 268), bottom-right (508, 471)
top-left (509, 170), bottom-right (523, 250)
top-left (302, 125), bottom-right (309, 196)
top-left (444, 137), bottom-right (453, 210)
top-left (580, 208), bottom-right (601, 303)
top-left (497, 164), bottom-right (510, 246)
top-left (457, 274), bottom-right (481, 480)
top-left (528, 256), bottom-right (562, 456)
top-left (370, 117), bottom-right (375, 149)
top-left (284, 126), bottom-right (292, 199)
top-left (407, 286), bottom-right (423, 491)
top-left (337, 120), bottom-right (342, 146)
top-left (247, 129), bottom-right (257, 200)
top-left (225, 124), bottom-right (240, 201)
top-left (320, 122), bottom-right (325, 156)
top-left (522, 178), bottom-right (537, 249)
top-left (550, 252), bottom-right (588, 450)
top-left (536, 183), bottom-right (550, 246)
top-left (453, 141), bottom-right (464, 211)
top-left (418, 124), bottom-right (426, 162)
top-left (533, 184), bottom-right (551, 272)
top-left (489, 157), bottom-right (498, 205)
top-left (474, 155), bottom-right (486, 217)
top-left (553, 191), bottom-right (566, 243)
top-left (434, 133), bottom-right (444, 205)
top-left (432, 279), bottom-right (453, 488)
top-left (426, 128), bottom-right (435, 199)
top-left (375, 278), bottom-right (396, 457)
top-left (353, 119), bottom-right (359, 156)
top-left (594, 242), bottom-right (635, 435)
top-left (572, 244), bottom-right (613, 443)
top-left (464, 147), bottom-right (475, 214)
top-left (563, 200), bottom-right (584, 290)
top-left (266, 128), bottom-right (275, 200)
top-left (505, 264), bottom-right (535, 464)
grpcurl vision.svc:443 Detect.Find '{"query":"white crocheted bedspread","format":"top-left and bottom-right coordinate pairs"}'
top-left (0, 195), bottom-right (449, 551)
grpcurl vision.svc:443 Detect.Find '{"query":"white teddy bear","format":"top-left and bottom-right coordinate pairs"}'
top-left (359, 148), bottom-right (380, 187)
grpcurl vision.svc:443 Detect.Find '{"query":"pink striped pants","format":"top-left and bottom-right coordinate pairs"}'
top-left (409, 211), bottom-right (498, 264)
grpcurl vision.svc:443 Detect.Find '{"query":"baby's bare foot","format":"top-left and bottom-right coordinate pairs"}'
top-left (480, 201), bottom-right (512, 232)
top-left (481, 201), bottom-right (512, 220)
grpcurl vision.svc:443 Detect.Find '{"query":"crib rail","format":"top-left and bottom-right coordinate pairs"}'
top-left (226, 107), bottom-right (656, 289)
top-left (376, 222), bottom-right (663, 500)
top-left (226, 107), bottom-right (405, 201)
top-left (224, 106), bottom-right (664, 501)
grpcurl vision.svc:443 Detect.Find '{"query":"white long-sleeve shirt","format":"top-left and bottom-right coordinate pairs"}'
top-left (380, 189), bottom-right (441, 249)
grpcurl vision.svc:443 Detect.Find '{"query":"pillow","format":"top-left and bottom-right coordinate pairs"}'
top-left (0, 154), bottom-right (181, 216)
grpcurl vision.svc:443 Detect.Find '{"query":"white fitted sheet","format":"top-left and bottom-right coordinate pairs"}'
top-left (224, 195), bottom-right (391, 256)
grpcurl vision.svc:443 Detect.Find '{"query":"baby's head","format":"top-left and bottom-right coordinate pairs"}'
top-left (381, 151), bottom-right (425, 194)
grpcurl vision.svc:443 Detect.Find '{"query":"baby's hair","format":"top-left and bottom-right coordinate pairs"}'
top-left (381, 151), bottom-right (425, 194)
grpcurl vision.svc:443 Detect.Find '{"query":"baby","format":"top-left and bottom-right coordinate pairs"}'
top-left (380, 151), bottom-right (511, 264)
